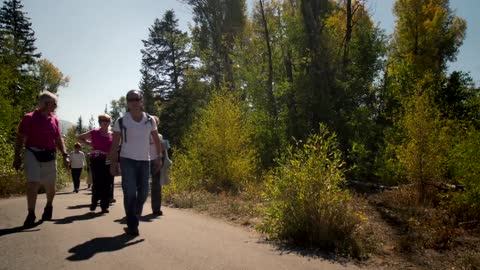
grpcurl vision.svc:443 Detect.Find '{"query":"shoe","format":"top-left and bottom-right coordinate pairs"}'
top-left (23, 212), bottom-right (36, 228)
top-left (90, 204), bottom-right (97, 211)
top-left (75, 189), bottom-right (79, 193)
top-left (123, 227), bottom-right (139, 236)
top-left (101, 209), bottom-right (109, 214)
top-left (110, 198), bottom-right (116, 203)
top-left (42, 206), bottom-right (52, 221)
top-left (152, 210), bottom-right (163, 216)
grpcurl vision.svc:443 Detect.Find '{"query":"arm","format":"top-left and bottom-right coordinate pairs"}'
top-left (55, 136), bottom-right (70, 168)
top-left (108, 131), bottom-right (121, 163)
top-left (151, 130), bottom-right (164, 173)
top-left (77, 131), bottom-right (92, 145)
top-left (13, 133), bottom-right (25, 170)
top-left (108, 131), bottom-right (122, 176)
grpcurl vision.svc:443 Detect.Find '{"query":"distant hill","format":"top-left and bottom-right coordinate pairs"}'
top-left (59, 119), bottom-right (75, 135)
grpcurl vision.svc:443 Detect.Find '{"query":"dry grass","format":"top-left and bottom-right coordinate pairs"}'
top-left (163, 184), bottom-right (480, 269)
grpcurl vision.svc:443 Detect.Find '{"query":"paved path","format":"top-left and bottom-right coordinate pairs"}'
top-left (0, 178), bottom-right (361, 270)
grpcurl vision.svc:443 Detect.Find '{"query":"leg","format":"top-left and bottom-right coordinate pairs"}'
top-left (120, 158), bottom-right (139, 231)
top-left (39, 159), bottom-right (57, 221)
top-left (150, 161), bottom-right (161, 214)
top-left (72, 168), bottom-right (81, 191)
top-left (90, 158), bottom-right (103, 211)
top-left (136, 160), bottom-right (150, 218)
top-left (99, 162), bottom-right (110, 212)
top-left (26, 182), bottom-right (40, 212)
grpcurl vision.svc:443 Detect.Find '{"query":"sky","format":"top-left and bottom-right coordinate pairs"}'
top-left (20, 0), bottom-right (480, 124)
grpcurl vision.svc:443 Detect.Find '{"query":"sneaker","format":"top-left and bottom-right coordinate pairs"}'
top-left (42, 206), bottom-right (53, 221)
top-left (110, 198), bottom-right (116, 203)
top-left (23, 212), bottom-right (36, 228)
top-left (152, 210), bottom-right (163, 216)
top-left (101, 209), bottom-right (110, 214)
top-left (89, 204), bottom-right (97, 211)
top-left (123, 227), bottom-right (139, 236)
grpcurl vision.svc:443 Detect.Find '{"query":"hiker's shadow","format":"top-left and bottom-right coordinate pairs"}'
top-left (114, 213), bottom-right (160, 224)
top-left (53, 212), bottom-right (103, 224)
top-left (67, 204), bottom-right (91, 210)
top-left (0, 221), bottom-right (42, 237)
top-left (67, 234), bottom-right (144, 261)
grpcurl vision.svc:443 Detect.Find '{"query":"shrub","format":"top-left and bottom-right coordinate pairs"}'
top-left (259, 124), bottom-right (361, 253)
top-left (447, 128), bottom-right (480, 222)
top-left (165, 90), bottom-right (258, 195)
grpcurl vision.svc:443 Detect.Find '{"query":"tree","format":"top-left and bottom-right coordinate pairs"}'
top-left (186, 0), bottom-right (246, 90)
top-left (33, 59), bottom-right (69, 93)
top-left (0, 0), bottom-right (40, 67)
top-left (76, 116), bottom-right (83, 134)
top-left (88, 115), bottom-right (95, 130)
top-left (390, 0), bottom-right (466, 92)
top-left (140, 10), bottom-right (191, 101)
top-left (109, 96), bottom-right (126, 122)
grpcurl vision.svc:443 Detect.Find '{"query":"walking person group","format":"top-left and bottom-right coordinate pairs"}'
top-left (13, 89), bottom-right (171, 236)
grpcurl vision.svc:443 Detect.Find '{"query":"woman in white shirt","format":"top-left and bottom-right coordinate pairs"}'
top-left (69, 142), bottom-right (85, 193)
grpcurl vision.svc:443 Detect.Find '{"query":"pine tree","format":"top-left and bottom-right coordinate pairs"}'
top-left (76, 116), bottom-right (83, 134)
top-left (0, 0), bottom-right (40, 67)
top-left (140, 10), bottom-right (190, 101)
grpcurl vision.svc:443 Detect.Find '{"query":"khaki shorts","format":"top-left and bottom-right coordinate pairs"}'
top-left (24, 148), bottom-right (57, 184)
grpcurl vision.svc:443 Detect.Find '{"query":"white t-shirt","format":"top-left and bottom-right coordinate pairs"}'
top-left (149, 134), bottom-right (164, 160)
top-left (113, 112), bottom-right (157, 161)
top-left (70, 151), bottom-right (85, 169)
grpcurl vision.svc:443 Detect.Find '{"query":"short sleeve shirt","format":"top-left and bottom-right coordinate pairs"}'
top-left (18, 109), bottom-right (61, 150)
top-left (113, 112), bottom-right (157, 161)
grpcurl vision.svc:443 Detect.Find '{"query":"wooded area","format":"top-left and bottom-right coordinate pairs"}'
top-left (1, 0), bottom-right (479, 267)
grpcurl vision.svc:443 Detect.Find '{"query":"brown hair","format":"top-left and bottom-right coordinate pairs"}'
top-left (74, 142), bottom-right (81, 148)
top-left (98, 113), bottom-right (112, 122)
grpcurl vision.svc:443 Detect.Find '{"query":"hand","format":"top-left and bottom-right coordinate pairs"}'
top-left (63, 156), bottom-right (70, 169)
top-left (13, 156), bottom-right (22, 171)
top-left (110, 162), bottom-right (120, 176)
top-left (153, 157), bottom-right (162, 174)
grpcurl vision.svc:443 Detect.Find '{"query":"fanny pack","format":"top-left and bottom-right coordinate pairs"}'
top-left (89, 151), bottom-right (107, 159)
top-left (26, 147), bottom-right (56, 162)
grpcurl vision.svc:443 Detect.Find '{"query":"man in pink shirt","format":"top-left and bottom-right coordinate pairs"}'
top-left (13, 91), bottom-right (70, 228)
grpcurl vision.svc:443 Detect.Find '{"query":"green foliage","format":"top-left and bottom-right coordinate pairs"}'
top-left (32, 59), bottom-right (69, 93)
top-left (159, 70), bottom-right (210, 147)
top-left (165, 90), bottom-right (257, 194)
top-left (447, 128), bottom-right (480, 221)
top-left (259, 124), bottom-right (360, 252)
top-left (0, 132), bottom-right (24, 196)
top-left (0, 0), bottom-right (41, 66)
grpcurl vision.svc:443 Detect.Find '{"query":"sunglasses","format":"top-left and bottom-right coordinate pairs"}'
top-left (99, 119), bottom-right (111, 122)
top-left (127, 97), bottom-right (141, 102)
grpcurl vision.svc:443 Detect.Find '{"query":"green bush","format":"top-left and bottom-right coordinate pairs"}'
top-left (0, 132), bottom-right (70, 197)
top-left (259, 124), bottom-right (361, 253)
top-left (0, 133), bottom-right (25, 197)
top-left (447, 128), bottom-right (480, 222)
top-left (165, 90), bottom-right (258, 195)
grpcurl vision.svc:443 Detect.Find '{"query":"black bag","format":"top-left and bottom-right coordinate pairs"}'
top-left (27, 147), bottom-right (56, 162)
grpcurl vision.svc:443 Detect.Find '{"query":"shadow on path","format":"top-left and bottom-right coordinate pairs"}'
top-left (0, 220), bottom-right (43, 237)
top-left (114, 214), bottom-right (161, 224)
top-left (53, 212), bottom-right (103, 225)
top-left (67, 233), bottom-right (144, 261)
top-left (67, 204), bottom-right (91, 210)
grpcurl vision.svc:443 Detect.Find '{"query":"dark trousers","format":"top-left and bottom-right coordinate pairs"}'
top-left (150, 161), bottom-right (162, 212)
top-left (71, 168), bottom-right (82, 190)
top-left (90, 157), bottom-right (112, 210)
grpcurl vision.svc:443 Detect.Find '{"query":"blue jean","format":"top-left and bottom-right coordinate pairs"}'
top-left (120, 157), bottom-right (150, 230)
